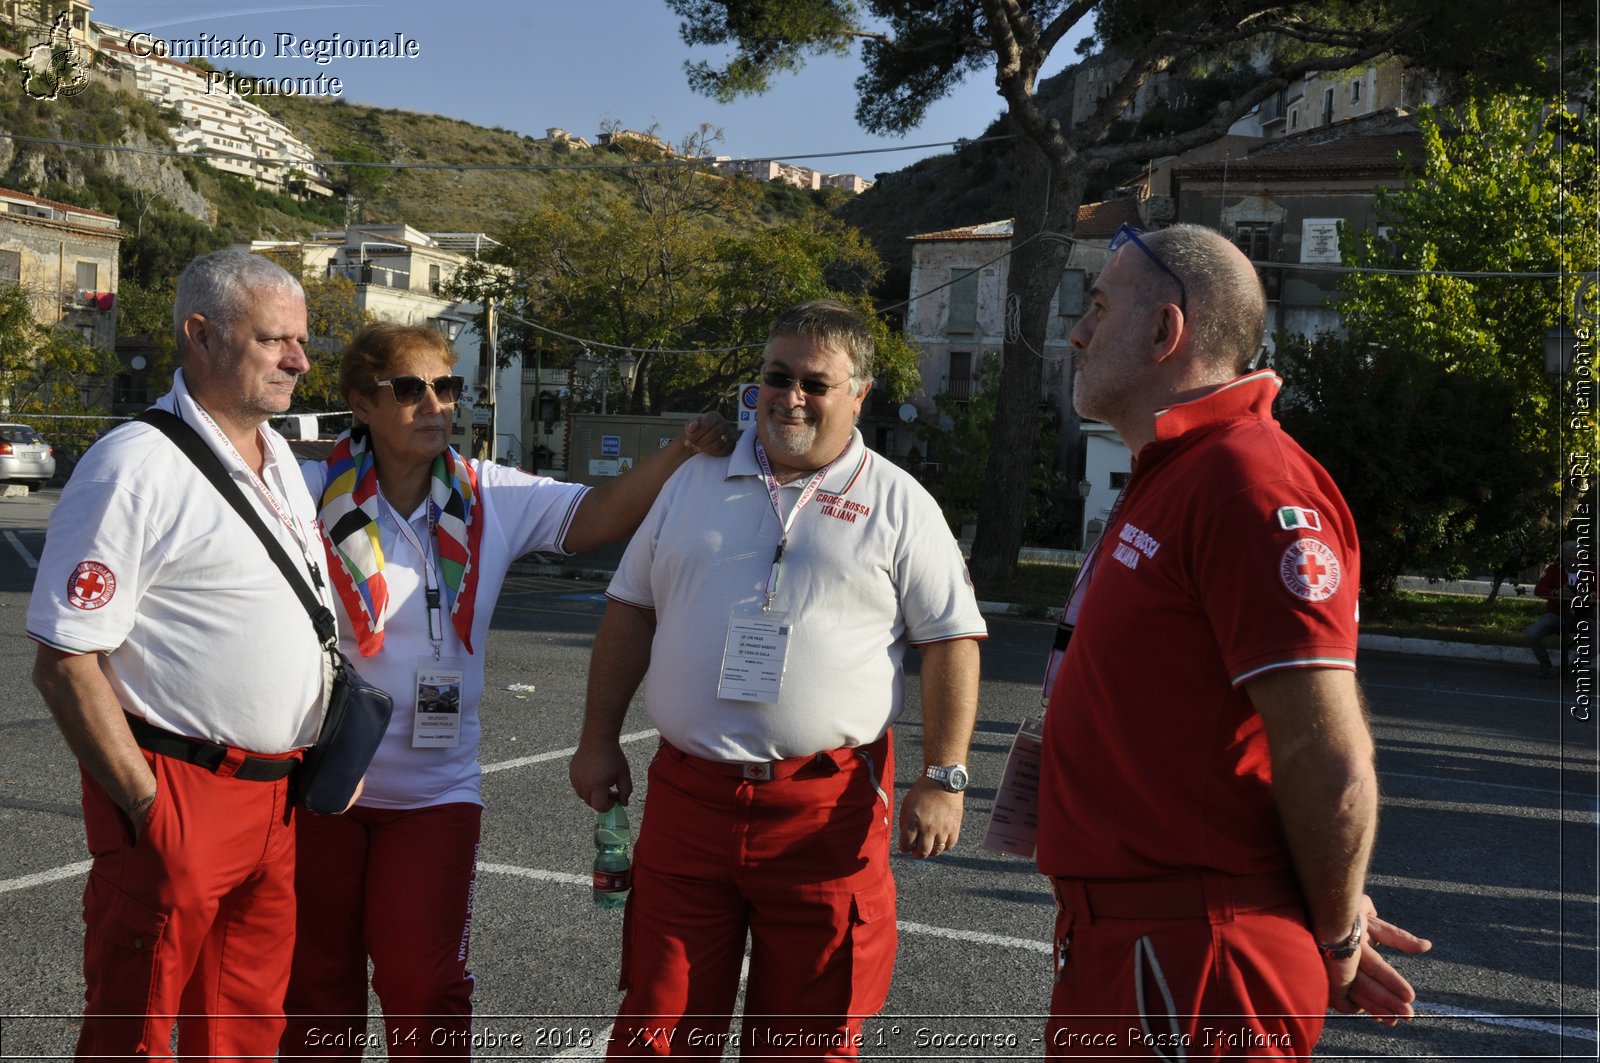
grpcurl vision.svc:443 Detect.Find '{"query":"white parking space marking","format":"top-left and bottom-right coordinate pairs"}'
top-left (898, 920), bottom-right (1052, 953)
top-left (476, 862), bottom-right (1054, 954)
top-left (4, 529), bottom-right (38, 570)
top-left (0, 860), bottom-right (90, 894)
top-left (1419, 1001), bottom-right (1599, 1041)
top-left (481, 728), bottom-right (658, 775)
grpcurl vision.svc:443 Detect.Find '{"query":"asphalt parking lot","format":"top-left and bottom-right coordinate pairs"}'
top-left (2, 487), bottom-right (1596, 1059)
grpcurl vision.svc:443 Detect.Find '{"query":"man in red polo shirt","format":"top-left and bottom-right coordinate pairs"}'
top-left (1038, 224), bottom-right (1431, 1058)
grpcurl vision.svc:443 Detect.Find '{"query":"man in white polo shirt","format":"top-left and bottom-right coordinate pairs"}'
top-left (29, 250), bottom-right (330, 1060)
top-left (571, 299), bottom-right (986, 1059)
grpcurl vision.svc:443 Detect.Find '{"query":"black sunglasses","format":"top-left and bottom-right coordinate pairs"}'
top-left (1109, 223), bottom-right (1188, 317)
top-left (761, 370), bottom-right (850, 397)
top-left (376, 375), bottom-right (464, 405)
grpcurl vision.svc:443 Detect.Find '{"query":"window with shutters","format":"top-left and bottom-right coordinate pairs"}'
top-left (947, 351), bottom-right (973, 401)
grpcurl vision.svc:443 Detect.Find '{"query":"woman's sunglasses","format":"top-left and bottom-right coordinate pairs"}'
top-left (376, 375), bottom-right (465, 405)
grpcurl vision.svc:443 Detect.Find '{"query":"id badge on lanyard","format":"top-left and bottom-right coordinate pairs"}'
top-left (412, 657), bottom-right (465, 747)
top-left (390, 497), bottom-right (464, 748)
top-left (717, 608), bottom-right (791, 703)
top-left (717, 443), bottom-right (833, 704)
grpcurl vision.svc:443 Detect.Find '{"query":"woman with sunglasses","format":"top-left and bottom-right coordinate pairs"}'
top-left (281, 323), bottom-right (733, 1059)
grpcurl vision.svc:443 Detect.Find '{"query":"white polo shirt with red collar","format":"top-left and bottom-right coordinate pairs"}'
top-left (1037, 370), bottom-right (1360, 881)
top-left (607, 428), bottom-right (986, 763)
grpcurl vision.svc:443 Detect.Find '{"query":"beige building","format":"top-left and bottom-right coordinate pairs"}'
top-left (246, 225), bottom-right (565, 468)
top-left (0, 186), bottom-right (122, 349)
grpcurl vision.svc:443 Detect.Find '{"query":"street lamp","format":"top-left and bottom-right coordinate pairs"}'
top-left (431, 315), bottom-right (466, 344)
top-left (1545, 320), bottom-right (1575, 381)
top-left (573, 348), bottom-right (638, 414)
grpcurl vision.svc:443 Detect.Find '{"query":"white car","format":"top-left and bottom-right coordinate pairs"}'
top-left (0, 423), bottom-right (57, 490)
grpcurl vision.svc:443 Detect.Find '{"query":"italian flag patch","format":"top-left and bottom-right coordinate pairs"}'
top-left (1277, 506), bottom-right (1322, 532)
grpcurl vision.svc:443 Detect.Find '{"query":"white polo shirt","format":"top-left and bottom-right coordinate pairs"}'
top-left (608, 429), bottom-right (986, 762)
top-left (302, 459), bottom-right (589, 809)
top-left (27, 370), bottom-right (331, 753)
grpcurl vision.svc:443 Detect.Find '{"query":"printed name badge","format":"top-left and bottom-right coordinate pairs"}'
top-left (717, 609), bottom-right (791, 704)
top-left (412, 658), bottom-right (464, 748)
top-left (981, 714), bottom-right (1046, 858)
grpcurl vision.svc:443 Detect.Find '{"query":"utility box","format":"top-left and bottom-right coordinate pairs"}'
top-left (567, 413), bottom-right (699, 486)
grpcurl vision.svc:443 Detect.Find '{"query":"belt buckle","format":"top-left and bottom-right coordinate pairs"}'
top-left (742, 762), bottom-right (773, 781)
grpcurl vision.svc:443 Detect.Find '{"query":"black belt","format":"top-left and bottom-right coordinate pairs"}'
top-left (126, 714), bottom-right (300, 782)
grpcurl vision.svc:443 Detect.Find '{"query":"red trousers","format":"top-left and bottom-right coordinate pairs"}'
top-left (1045, 873), bottom-right (1327, 1059)
top-left (280, 802), bottom-right (482, 1060)
top-left (609, 735), bottom-right (897, 1061)
top-left (75, 747), bottom-right (299, 1062)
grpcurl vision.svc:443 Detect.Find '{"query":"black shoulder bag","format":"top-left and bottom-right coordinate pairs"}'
top-left (136, 410), bottom-right (394, 815)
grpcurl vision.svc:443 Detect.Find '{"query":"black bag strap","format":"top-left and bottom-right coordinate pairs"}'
top-left (135, 409), bottom-right (338, 647)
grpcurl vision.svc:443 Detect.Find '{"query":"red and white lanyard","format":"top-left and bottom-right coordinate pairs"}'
top-left (1038, 483), bottom-right (1131, 708)
top-left (191, 404), bottom-right (324, 591)
top-left (754, 441), bottom-right (837, 613)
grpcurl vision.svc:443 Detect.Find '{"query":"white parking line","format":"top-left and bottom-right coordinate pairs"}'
top-left (1418, 1000), bottom-right (1598, 1041)
top-left (480, 729), bottom-right (658, 775)
top-left (475, 862), bottom-right (1054, 954)
top-left (0, 860), bottom-right (91, 894)
top-left (4, 529), bottom-right (38, 569)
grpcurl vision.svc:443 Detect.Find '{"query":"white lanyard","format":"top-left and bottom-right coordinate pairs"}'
top-left (753, 441), bottom-right (836, 613)
top-left (385, 495), bottom-right (446, 656)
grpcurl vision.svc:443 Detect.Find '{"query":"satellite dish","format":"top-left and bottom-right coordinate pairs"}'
top-left (898, 403), bottom-right (918, 424)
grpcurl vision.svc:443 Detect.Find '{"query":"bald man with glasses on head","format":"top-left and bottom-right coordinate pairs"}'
top-left (1037, 224), bottom-right (1430, 1058)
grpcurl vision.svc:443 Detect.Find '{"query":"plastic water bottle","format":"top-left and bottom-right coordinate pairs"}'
top-left (593, 801), bottom-right (631, 909)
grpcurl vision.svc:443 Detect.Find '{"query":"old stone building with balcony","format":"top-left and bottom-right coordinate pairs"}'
top-left (0, 186), bottom-right (121, 349)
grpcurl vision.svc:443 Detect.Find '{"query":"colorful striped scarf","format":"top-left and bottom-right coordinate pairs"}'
top-left (317, 427), bottom-right (484, 656)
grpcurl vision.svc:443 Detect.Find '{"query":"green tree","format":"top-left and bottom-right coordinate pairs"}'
top-left (1277, 95), bottom-right (1597, 596)
top-left (915, 351), bottom-right (1070, 539)
top-left (0, 284), bottom-right (116, 435)
top-left (667, 0), bottom-right (1581, 583)
top-left (297, 272), bottom-right (374, 411)
top-left (452, 128), bottom-right (917, 413)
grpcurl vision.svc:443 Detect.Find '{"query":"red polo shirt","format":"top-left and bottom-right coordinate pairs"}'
top-left (1037, 371), bottom-right (1360, 880)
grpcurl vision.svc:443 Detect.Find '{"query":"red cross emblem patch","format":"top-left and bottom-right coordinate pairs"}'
top-left (1279, 538), bottom-right (1341, 603)
top-left (67, 560), bottom-right (116, 610)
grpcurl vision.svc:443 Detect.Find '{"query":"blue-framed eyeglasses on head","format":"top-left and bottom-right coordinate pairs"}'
top-left (1108, 223), bottom-right (1187, 318)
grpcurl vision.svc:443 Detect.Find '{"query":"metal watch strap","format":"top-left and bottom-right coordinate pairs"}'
top-left (1316, 912), bottom-right (1364, 960)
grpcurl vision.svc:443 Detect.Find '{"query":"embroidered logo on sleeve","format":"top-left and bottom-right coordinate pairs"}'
top-left (1276, 506), bottom-right (1322, 531)
top-left (67, 560), bottom-right (116, 610)
top-left (1280, 538), bottom-right (1341, 602)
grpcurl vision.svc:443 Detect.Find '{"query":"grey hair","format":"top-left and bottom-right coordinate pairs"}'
top-left (174, 250), bottom-right (304, 352)
top-left (765, 299), bottom-right (875, 394)
top-left (1138, 224), bottom-right (1266, 374)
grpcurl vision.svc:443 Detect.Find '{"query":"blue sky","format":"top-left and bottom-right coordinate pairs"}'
top-left (90, 1), bottom-right (1092, 176)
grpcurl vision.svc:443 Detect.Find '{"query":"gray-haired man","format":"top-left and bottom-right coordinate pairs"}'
top-left (29, 250), bottom-right (333, 1059)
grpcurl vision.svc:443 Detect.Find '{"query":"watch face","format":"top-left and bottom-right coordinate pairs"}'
top-left (945, 766), bottom-right (969, 792)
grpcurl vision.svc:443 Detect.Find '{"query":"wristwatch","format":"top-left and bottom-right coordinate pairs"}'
top-left (1316, 913), bottom-right (1365, 961)
top-left (924, 763), bottom-right (970, 793)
